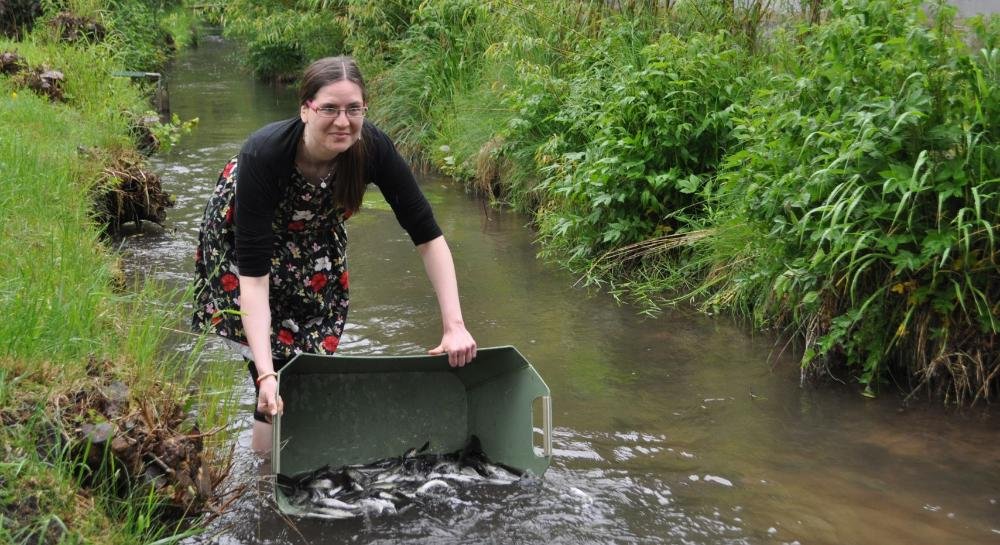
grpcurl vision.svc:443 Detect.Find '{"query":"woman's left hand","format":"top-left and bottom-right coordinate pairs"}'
top-left (429, 326), bottom-right (477, 368)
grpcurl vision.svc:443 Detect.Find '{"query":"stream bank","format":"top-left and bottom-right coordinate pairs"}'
top-left (128, 31), bottom-right (1000, 545)
top-left (0, 5), bottom-right (238, 543)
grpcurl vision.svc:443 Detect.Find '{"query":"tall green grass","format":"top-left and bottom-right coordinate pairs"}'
top-left (362, 0), bottom-right (497, 161)
top-left (160, 6), bottom-right (201, 50)
top-left (0, 9), bottom-right (241, 542)
top-left (0, 53), bottom-right (135, 361)
top-left (36, 0), bottom-right (185, 71)
top-left (697, 0), bottom-right (1000, 399)
top-left (222, 0), bottom-right (350, 80)
top-left (221, 0), bottom-right (1000, 402)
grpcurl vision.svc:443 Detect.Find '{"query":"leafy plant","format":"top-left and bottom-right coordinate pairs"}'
top-left (222, 0), bottom-right (349, 80)
top-left (533, 31), bottom-right (750, 265)
top-left (148, 112), bottom-right (199, 152)
top-left (707, 0), bottom-right (1000, 399)
top-left (212, 0), bottom-right (1000, 403)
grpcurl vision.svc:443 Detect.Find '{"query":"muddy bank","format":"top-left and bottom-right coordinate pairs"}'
top-left (3, 45), bottom-right (176, 233)
top-left (0, 359), bottom-right (237, 521)
top-left (1, 50), bottom-right (63, 101)
top-left (92, 149), bottom-right (175, 235)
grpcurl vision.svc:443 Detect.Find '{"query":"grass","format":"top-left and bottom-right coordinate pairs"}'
top-left (217, 0), bottom-right (1000, 402)
top-left (160, 7), bottom-right (201, 51)
top-left (0, 9), bottom-right (242, 543)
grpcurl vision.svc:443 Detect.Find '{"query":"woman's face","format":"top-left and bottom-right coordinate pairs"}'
top-left (300, 79), bottom-right (366, 159)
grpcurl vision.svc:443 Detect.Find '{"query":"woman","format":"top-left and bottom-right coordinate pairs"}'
top-left (192, 56), bottom-right (477, 453)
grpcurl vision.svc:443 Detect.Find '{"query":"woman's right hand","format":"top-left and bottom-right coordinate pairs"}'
top-left (257, 376), bottom-right (284, 421)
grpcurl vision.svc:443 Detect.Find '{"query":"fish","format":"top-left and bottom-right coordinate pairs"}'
top-left (277, 435), bottom-right (524, 519)
top-left (315, 497), bottom-right (359, 511)
top-left (310, 507), bottom-right (357, 520)
top-left (415, 479), bottom-right (452, 495)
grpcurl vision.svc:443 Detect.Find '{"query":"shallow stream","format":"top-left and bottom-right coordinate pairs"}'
top-left (125, 27), bottom-right (1000, 545)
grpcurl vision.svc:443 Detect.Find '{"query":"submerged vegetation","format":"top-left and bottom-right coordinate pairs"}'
top-left (1, 1), bottom-right (238, 543)
top-left (220, 0), bottom-right (1000, 403)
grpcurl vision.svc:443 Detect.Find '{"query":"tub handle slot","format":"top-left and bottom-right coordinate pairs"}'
top-left (540, 395), bottom-right (552, 457)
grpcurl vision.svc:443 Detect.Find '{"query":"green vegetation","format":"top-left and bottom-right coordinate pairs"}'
top-left (31, 0), bottom-right (198, 71)
top-left (220, 0), bottom-right (999, 402)
top-left (221, 0), bottom-right (352, 80)
top-left (1, 2), bottom-right (239, 543)
top-left (160, 6), bottom-right (201, 51)
top-left (694, 2), bottom-right (1000, 401)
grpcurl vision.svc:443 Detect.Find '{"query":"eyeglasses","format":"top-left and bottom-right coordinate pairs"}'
top-left (306, 100), bottom-right (368, 119)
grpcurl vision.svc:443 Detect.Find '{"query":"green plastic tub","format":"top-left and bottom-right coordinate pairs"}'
top-left (271, 345), bottom-right (552, 515)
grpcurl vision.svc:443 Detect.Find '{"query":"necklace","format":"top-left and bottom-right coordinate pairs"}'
top-left (317, 168), bottom-right (334, 188)
top-left (298, 142), bottom-right (337, 189)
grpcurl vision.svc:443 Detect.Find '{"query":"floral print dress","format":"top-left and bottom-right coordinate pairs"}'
top-left (192, 156), bottom-right (351, 360)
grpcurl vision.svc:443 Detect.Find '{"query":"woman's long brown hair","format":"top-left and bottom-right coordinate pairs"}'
top-left (299, 56), bottom-right (369, 214)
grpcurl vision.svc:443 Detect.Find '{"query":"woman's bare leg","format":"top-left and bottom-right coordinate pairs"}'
top-left (252, 420), bottom-right (272, 454)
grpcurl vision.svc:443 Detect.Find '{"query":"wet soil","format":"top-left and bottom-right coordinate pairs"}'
top-left (92, 148), bottom-right (175, 234)
top-left (0, 359), bottom-right (236, 520)
top-left (47, 11), bottom-right (106, 43)
top-left (1, 50), bottom-right (64, 101)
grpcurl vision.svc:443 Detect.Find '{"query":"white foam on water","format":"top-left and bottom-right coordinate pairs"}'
top-left (703, 475), bottom-right (733, 487)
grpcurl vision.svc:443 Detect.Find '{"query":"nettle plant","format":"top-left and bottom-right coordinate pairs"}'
top-left (535, 31), bottom-right (748, 265)
top-left (498, 20), bottom-right (651, 212)
top-left (716, 0), bottom-right (1000, 399)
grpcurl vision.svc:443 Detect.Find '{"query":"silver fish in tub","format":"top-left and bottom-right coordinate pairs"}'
top-left (277, 436), bottom-right (525, 519)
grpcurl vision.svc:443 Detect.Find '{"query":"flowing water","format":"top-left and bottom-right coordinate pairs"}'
top-left (124, 29), bottom-right (1000, 545)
